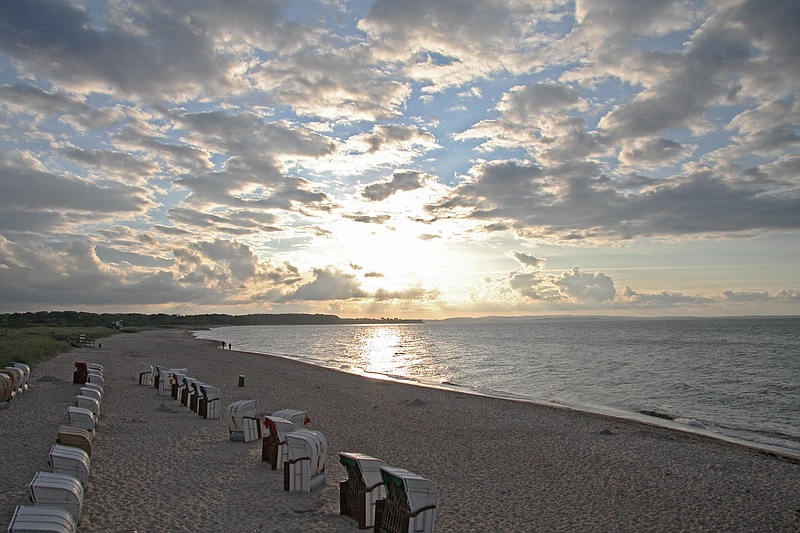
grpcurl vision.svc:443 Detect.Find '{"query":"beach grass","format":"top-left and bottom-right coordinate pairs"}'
top-left (0, 326), bottom-right (118, 369)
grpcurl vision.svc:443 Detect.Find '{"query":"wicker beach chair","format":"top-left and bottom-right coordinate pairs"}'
top-left (74, 395), bottom-right (100, 418)
top-left (11, 362), bottom-right (30, 391)
top-left (56, 425), bottom-right (93, 457)
top-left (226, 400), bottom-right (261, 442)
top-left (0, 372), bottom-right (13, 403)
top-left (7, 505), bottom-right (77, 533)
top-left (138, 363), bottom-right (153, 386)
top-left (339, 452), bottom-right (388, 529)
top-left (66, 406), bottom-right (96, 438)
top-left (283, 428), bottom-right (328, 492)
top-left (48, 444), bottom-right (91, 488)
top-left (28, 472), bottom-right (84, 525)
top-left (73, 362), bottom-right (88, 385)
top-left (373, 466), bottom-right (437, 533)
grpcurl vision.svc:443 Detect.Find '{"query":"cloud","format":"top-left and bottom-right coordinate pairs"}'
top-left (426, 159), bottom-right (800, 241)
top-left (281, 267), bottom-right (368, 301)
top-left (617, 286), bottom-right (715, 307)
top-left (554, 267), bottom-right (616, 303)
top-left (0, 151), bottom-right (154, 234)
top-left (358, 0), bottom-right (556, 91)
top-left (0, 0), bottom-right (797, 317)
top-left (363, 171), bottom-right (429, 201)
top-left (512, 252), bottom-right (545, 269)
top-left (0, 0), bottom-right (295, 101)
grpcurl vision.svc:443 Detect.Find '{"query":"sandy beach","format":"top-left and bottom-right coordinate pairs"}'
top-left (1, 328), bottom-right (798, 532)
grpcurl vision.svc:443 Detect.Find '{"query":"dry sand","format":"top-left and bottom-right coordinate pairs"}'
top-left (1, 328), bottom-right (799, 532)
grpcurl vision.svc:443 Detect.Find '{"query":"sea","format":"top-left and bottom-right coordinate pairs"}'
top-left (194, 316), bottom-right (800, 456)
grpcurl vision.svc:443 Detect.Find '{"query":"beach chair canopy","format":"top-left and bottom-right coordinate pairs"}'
top-left (74, 395), bottom-right (100, 417)
top-left (286, 428), bottom-right (328, 475)
top-left (28, 471), bottom-right (85, 524)
top-left (270, 408), bottom-right (311, 429)
top-left (380, 466), bottom-right (437, 514)
top-left (7, 505), bottom-right (77, 533)
top-left (48, 444), bottom-right (91, 487)
top-left (79, 387), bottom-right (102, 403)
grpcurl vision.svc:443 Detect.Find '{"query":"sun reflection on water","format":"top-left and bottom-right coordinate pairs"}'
top-left (358, 326), bottom-right (418, 379)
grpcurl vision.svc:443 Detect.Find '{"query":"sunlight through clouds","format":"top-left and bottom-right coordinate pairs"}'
top-left (0, 0), bottom-right (797, 317)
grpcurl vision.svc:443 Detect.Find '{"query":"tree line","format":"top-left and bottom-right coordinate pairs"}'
top-left (0, 311), bottom-right (421, 328)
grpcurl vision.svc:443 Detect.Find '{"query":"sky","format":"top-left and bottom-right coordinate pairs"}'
top-left (0, 0), bottom-right (798, 319)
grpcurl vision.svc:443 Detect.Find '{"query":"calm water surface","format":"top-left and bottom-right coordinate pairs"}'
top-left (195, 317), bottom-right (800, 454)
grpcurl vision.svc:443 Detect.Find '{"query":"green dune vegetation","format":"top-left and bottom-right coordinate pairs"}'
top-left (0, 326), bottom-right (119, 370)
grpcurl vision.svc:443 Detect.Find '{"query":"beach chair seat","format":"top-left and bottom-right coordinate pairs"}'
top-left (48, 444), bottom-right (91, 488)
top-left (7, 505), bottom-right (77, 533)
top-left (56, 426), bottom-right (93, 457)
top-left (283, 428), bottom-right (328, 492)
top-left (11, 362), bottom-right (31, 391)
top-left (261, 416), bottom-right (297, 469)
top-left (73, 362), bottom-right (88, 385)
top-left (66, 406), bottom-right (95, 437)
top-left (374, 466), bottom-right (437, 533)
top-left (339, 452), bottom-right (388, 529)
top-left (28, 472), bottom-right (84, 525)
top-left (88, 363), bottom-right (103, 373)
top-left (74, 395), bottom-right (100, 418)
top-left (138, 364), bottom-right (153, 386)
top-left (226, 400), bottom-right (261, 442)
top-left (198, 385), bottom-right (221, 419)
top-left (79, 386), bottom-right (101, 404)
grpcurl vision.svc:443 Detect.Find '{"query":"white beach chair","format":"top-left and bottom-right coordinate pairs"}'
top-left (7, 505), bottom-right (77, 533)
top-left (81, 382), bottom-right (104, 399)
top-left (169, 371), bottom-right (185, 401)
top-left (189, 381), bottom-right (204, 412)
top-left (79, 386), bottom-right (102, 404)
top-left (226, 400), bottom-right (260, 442)
top-left (339, 452), bottom-right (388, 529)
top-left (283, 428), bottom-right (328, 492)
top-left (86, 369), bottom-right (105, 387)
top-left (74, 395), bottom-right (100, 418)
top-left (11, 362), bottom-right (30, 391)
top-left (270, 408), bottom-right (311, 429)
top-left (179, 376), bottom-right (195, 406)
top-left (48, 444), bottom-right (91, 488)
top-left (28, 471), bottom-right (85, 524)
top-left (66, 406), bottom-right (96, 437)
top-left (261, 416), bottom-right (297, 470)
top-left (198, 385), bottom-right (221, 419)
top-left (374, 466), bottom-right (437, 533)
top-left (157, 369), bottom-right (173, 396)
